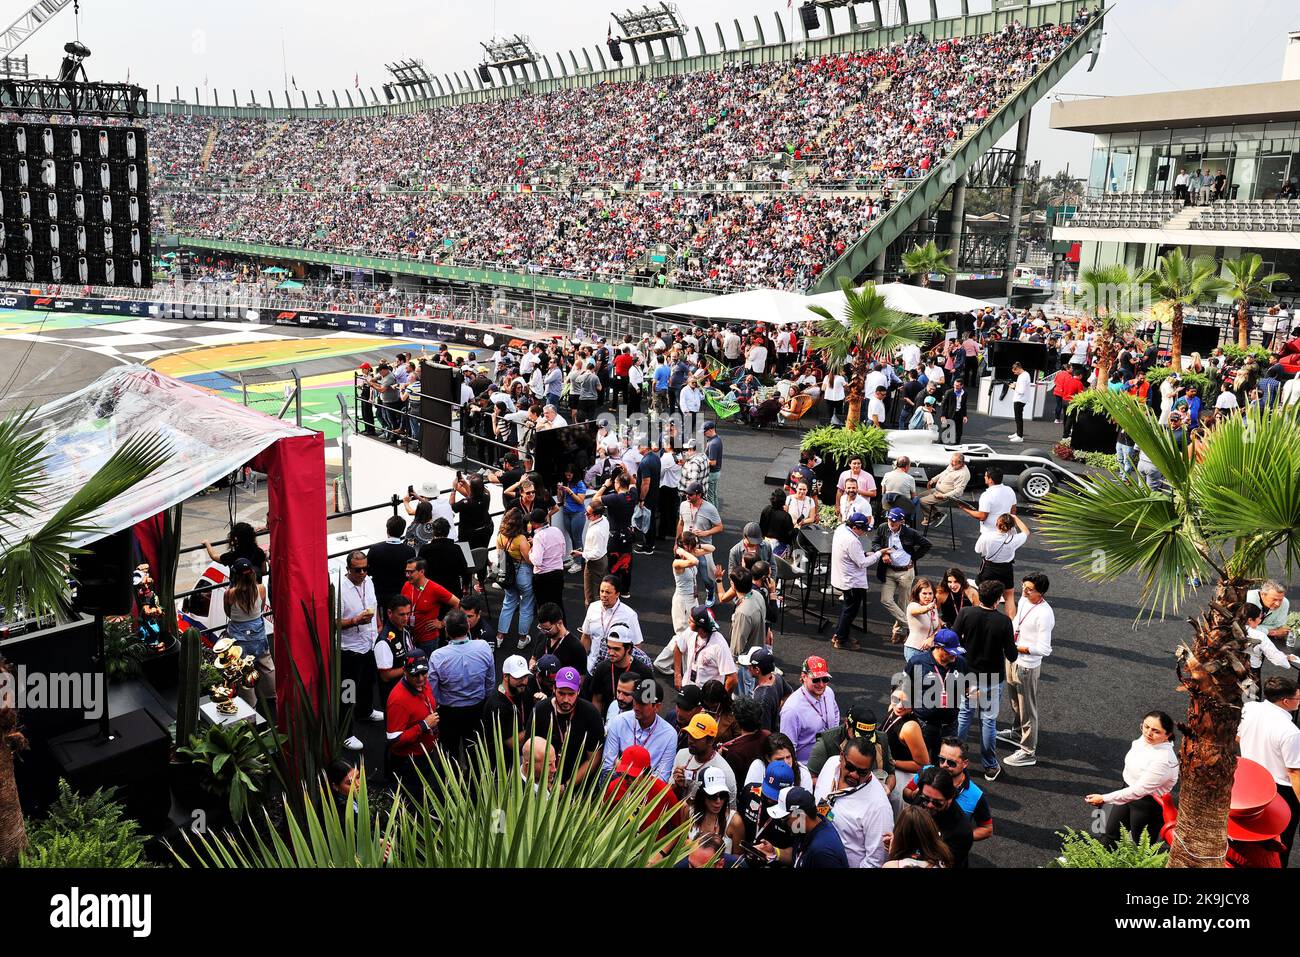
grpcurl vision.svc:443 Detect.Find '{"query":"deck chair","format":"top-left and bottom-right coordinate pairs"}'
top-left (776, 393), bottom-right (816, 429)
top-left (703, 388), bottom-right (742, 421)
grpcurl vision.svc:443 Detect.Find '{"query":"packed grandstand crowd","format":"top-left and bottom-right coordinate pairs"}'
top-left (149, 19), bottom-right (1086, 291)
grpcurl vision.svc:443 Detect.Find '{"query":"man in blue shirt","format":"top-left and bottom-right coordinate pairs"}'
top-left (703, 421), bottom-right (723, 509)
top-left (428, 608), bottom-right (495, 761)
top-left (764, 786), bottom-right (848, 868)
top-left (652, 358), bottom-right (672, 414)
top-left (602, 678), bottom-right (677, 782)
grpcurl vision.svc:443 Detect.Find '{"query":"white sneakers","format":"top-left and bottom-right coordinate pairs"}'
top-left (1003, 749), bottom-right (1037, 767)
top-left (1008, 435), bottom-right (1025, 443)
top-left (366, 710), bottom-right (385, 723)
top-left (344, 735), bottom-right (364, 751)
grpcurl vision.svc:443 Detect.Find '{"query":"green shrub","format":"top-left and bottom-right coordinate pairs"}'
top-left (1221, 343), bottom-right (1271, 365)
top-left (102, 617), bottom-right (146, 684)
top-left (1074, 450), bottom-right (1120, 474)
top-left (1050, 826), bottom-right (1167, 868)
top-left (20, 779), bottom-right (149, 868)
top-left (1065, 389), bottom-right (1112, 416)
top-left (1145, 367), bottom-right (1212, 395)
top-left (801, 424), bottom-right (888, 465)
top-left (177, 721), bottom-right (279, 822)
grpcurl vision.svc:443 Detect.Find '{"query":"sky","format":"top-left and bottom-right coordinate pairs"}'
top-left (8, 0), bottom-right (1298, 174)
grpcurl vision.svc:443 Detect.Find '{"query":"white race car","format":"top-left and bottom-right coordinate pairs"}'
top-left (879, 428), bottom-right (1079, 505)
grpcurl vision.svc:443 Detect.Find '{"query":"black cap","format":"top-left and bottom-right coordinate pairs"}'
top-left (676, 684), bottom-right (704, 711)
top-left (846, 698), bottom-right (878, 736)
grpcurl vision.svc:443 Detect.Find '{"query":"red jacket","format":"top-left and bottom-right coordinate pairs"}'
top-left (386, 678), bottom-right (439, 758)
top-left (1054, 372), bottom-right (1085, 401)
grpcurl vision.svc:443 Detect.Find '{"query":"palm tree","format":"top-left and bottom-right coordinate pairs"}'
top-left (0, 409), bottom-right (169, 865)
top-left (1038, 391), bottom-right (1300, 868)
top-left (808, 278), bottom-right (941, 429)
top-left (1140, 249), bottom-right (1229, 372)
top-left (1077, 263), bottom-right (1141, 386)
top-left (900, 240), bottom-right (955, 288)
top-left (1221, 253), bottom-right (1289, 349)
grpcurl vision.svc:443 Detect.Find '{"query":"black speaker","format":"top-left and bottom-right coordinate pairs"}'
top-left (988, 341), bottom-right (1048, 379)
top-left (71, 529), bottom-right (136, 617)
top-left (799, 2), bottom-right (820, 31)
top-left (477, 64), bottom-right (492, 84)
top-left (419, 361), bottom-right (455, 466)
top-left (532, 421), bottom-right (597, 491)
top-left (48, 709), bottom-right (172, 830)
top-left (1179, 323), bottom-right (1220, 356)
top-left (607, 38), bottom-right (624, 63)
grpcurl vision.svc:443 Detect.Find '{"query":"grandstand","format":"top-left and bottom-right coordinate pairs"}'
top-left (148, 2), bottom-right (1105, 307)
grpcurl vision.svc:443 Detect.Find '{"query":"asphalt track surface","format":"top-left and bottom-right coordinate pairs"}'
top-left (11, 322), bottom-right (1290, 867)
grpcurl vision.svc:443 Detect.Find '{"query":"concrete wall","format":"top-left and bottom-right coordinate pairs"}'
top-left (1050, 79), bottom-right (1300, 133)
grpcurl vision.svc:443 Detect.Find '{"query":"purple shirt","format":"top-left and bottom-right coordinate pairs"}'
top-left (780, 685), bottom-right (841, 763)
top-left (530, 525), bottom-right (566, 575)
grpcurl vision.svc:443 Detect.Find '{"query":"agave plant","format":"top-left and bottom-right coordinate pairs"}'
top-left (177, 733), bottom-right (692, 868)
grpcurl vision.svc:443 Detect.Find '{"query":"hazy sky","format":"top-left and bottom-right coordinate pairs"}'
top-left (11, 0), bottom-right (1298, 173)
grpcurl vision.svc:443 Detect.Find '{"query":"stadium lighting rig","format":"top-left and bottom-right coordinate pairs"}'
top-left (480, 34), bottom-right (539, 71)
top-left (384, 58), bottom-right (432, 99)
top-left (613, 3), bottom-right (687, 44)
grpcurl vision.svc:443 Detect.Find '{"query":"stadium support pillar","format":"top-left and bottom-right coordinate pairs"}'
top-left (1004, 113), bottom-right (1031, 300)
top-left (873, 249), bottom-right (888, 282)
top-left (946, 174), bottom-right (966, 294)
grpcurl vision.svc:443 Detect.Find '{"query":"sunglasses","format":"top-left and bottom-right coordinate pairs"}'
top-left (843, 762), bottom-right (873, 776)
top-left (937, 757), bottom-right (961, 768)
top-left (920, 796), bottom-right (947, 808)
top-left (809, 676), bottom-right (831, 684)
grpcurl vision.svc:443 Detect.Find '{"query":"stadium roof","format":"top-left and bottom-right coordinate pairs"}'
top-left (1050, 79), bottom-right (1300, 134)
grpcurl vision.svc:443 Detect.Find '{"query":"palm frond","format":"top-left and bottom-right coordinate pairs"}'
top-left (1096, 391), bottom-right (1193, 495)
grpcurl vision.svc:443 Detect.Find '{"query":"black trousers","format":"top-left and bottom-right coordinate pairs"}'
top-left (1104, 795), bottom-right (1165, 848)
top-left (340, 648), bottom-right (377, 731)
top-left (833, 587), bottom-right (868, 644)
top-left (533, 568), bottom-right (565, 623)
top-left (658, 486), bottom-right (680, 538)
top-left (437, 702), bottom-right (485, 763)
top-left (642, 502), bottom-right (659, 548)
top-left (360, 395), bottom-right (377, 435)
top-left (1013, 401), bottom-right (1026, 437)
top-left (1279, 782), bottom-right (1300, 866)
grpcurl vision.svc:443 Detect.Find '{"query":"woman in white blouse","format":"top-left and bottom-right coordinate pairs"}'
top-left (973, 512), bottom-right (1030, 617)
top-left (1085, 710), bottom-right (1179, 848)
top-left (822, 368), bottom-right (847, 424)
top-left (785, 481), bottom-right (818, 529)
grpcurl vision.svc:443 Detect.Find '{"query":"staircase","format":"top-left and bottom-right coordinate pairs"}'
top-left (239, 121), bottom-right (290, 177)
top-left (1163, 205), bottom-right (1201, 230)
top-left (198, 125), bottom-right (219, 172)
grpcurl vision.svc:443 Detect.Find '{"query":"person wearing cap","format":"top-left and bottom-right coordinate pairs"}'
top-left (580, 576), bottom-right (646, 672)
top-left (741, 645), bottom-right (792, 732)
top-left (356, 361), bottom-right (380, 436)
top-left (427, 609), bottom-right (494, 762)
top-left (222, 556), bottom-right (273, 707)
top-left (808, 699), bottom-right (895, 788)
top-left (633, 435), bottom-right (661, 555)
top-left (673, 712), bottom-right (737, 804)
top-left (760, 786), bottom-right (849, 868)
top-left (867, 383), bottom-right (889, 429)
top-left (483, 655), bottom-right (536, 754)
top-left (602, 677), bottom-right (677, 782)
top-left (677, 480), bottom-right (723, 604)
top-left (830, 511), bottom-right (885, 652)
top-left (729, 759), bottom-right (793, 856)
top-left (812, 735), bottom-right (893, 867)
top-left (584, 625), bottom-right (653, 716)
top-left (700, 420), bottom-right (723, 508)
top-left (780, 656), bottom-right (841, 763)
top-left (403, 480), bottom-right (456, 530)
top-left (532, 665), bottom-right (605, 785)
top-left (533, 654), bottom-right (562, 701)
top-left (726, 522), bottom-right (773, 575)
top-left (672, 605), bottom-right (738, 694)
top-left (873, 504), bottom-right (933, 643)
top-left (906, 628), bottom-right (969, 761)
top-left (604, 743), bottom-right (689, 846)
top-left (385, 648), bottom-right (439, 793)
top-left (953, 579), bottom-right (1017, 782)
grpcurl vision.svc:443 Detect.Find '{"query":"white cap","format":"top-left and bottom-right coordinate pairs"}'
top-left (502, 655), bottom-right (531, 679)
top-left (700, 767), bottom-right (729, 796)
top-left (736, 646), bottom-right (765, 667)
top-left (765, 785), bottom-right (796, 819)
top-left (606, 625), bottom-right (642, 646)
top-left (419, 481), bottom-right (438, 498)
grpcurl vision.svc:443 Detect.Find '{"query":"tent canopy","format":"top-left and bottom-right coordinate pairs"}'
top-left (14, 366), bottom-right (313, 550)
top-left (650, 288), bottom-right (810, 327)
top-left (262, 266), bottom-right (289, 275)
top-left (277, 279), bottom-right (305, 289)
top-left (804, 282), bottom-right (992, 322)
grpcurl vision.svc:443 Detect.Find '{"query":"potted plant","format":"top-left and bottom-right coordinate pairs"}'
top-left (175, 721), bottom-right (279, 827)
top-left (1065, 390), bottom-right (1118, 453)
top-left (801, 425), bottom-right (888, 506)
top-left (19, 780), bottom-right (150, 869)
top-left (1048, 826), bottom-right (1168, 868)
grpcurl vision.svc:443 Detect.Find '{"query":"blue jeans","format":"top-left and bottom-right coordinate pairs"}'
top-left (1116, 443), bottom-right (1136, 478)
top-left (499, 563), bottom-right (535, 637)
top-left (562, 509), bottom-right (586, 566)
top-left (956, 678), bottom-right (1003, 771)
top-left (225, 616), bottom-right (269, 658)
top-left (736, 664), bottom-right (756, 699)
top-left (904, 646), bottom-right (930, 667)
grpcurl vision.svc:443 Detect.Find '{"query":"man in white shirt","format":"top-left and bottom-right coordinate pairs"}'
top-left (336, 551), bottom-right (384, 750)
top-left (1001, 572), bottom-right (1054, 768)
top-left (745, 340), bottom-right (769, 377)
top-left (960, 468), bottom-right (1017, 533)
top-left (722, 327), bottom-right (742, 365)
top-left (899, 342), bottom-right (921, 373)
top-left (867, 384), bottom-right (889, 430)
top-left (580, 577), bottom-right (644, 670)
top-left (1009, 361), bottom-right (1031, 442)
top-left (518, 345), bottom-right (540, 377)
top-left (864, 365), bottom-right (888, 399)
top-left (672, 605), bottom-right (738, 692)
top-left (813, 737), bottom-right (894, 868)
top-left (830, 513), bottom-right (884, 652)
top-left (1237, 677), bottom-right (1300, 863)
top-left (1214, 390), bottom-right (1239, 414)
top-left (775, 329), bottom-right (794, 373)
top-left (535, 404), bottom-right (568, 431)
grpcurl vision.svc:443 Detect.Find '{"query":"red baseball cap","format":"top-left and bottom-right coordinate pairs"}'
top-left (802, 656), bottom-right (831, 679)
top-left (359, 362), bottom-right (372, 371)
top-left (615, 745), bottom-right (651, 776)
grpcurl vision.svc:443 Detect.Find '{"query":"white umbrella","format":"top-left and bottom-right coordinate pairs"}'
top-left (649, 288), bottom-right (811, 326)
top-left (802, 282), bottom-right (992, 323)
